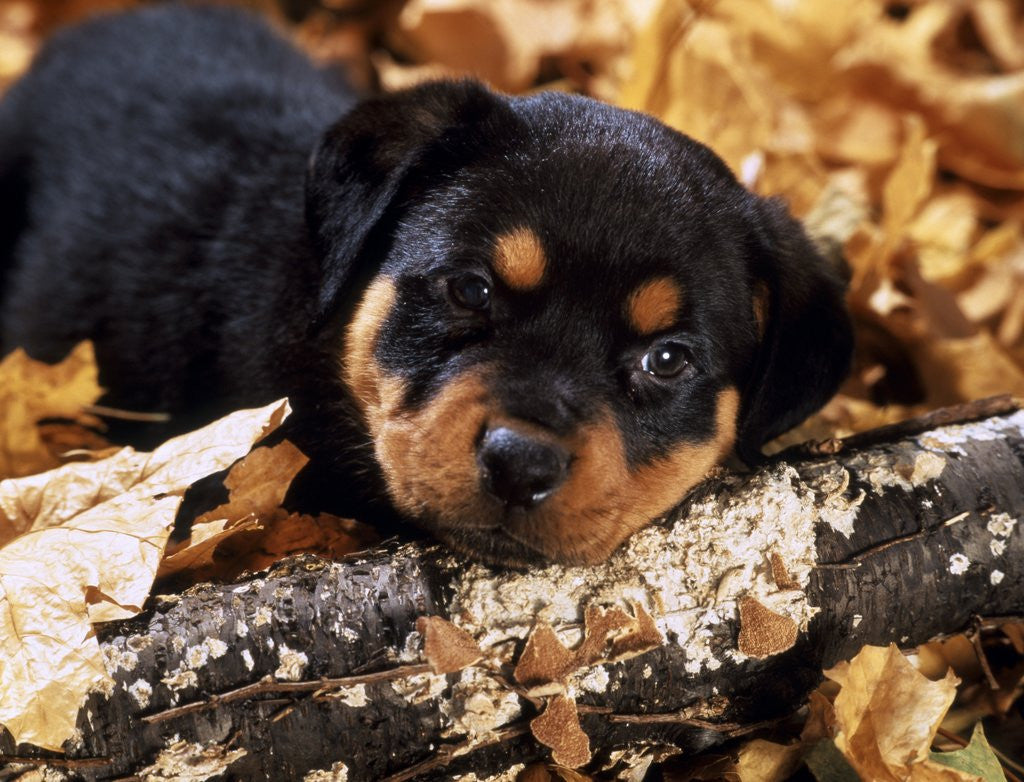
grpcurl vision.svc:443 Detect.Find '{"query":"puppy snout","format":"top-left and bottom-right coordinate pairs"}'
top-left (478, 426), bottom-right (569, 508)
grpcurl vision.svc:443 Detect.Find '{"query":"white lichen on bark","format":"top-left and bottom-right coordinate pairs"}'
top-left (448, 464), bottom-right (829, 673)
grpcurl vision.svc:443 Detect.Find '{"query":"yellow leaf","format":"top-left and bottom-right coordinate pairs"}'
top-left (882, 116), bottom-right (937, 241)
top-left (825, 644), bottom-right (959, 781)
top-left (0, 342), bottom-right (103, 479)
top-left (0, 400), bottom-right (291, 546)
top-left (0, 399), bottom-right (289, 751)
top-left (736, 738), bottom-right (803, 782)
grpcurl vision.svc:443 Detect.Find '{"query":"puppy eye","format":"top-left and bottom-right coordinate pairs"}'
top-left (640, 341), bottom-right (691, 378)
top-left (448, 273), bottom-right (491, 311)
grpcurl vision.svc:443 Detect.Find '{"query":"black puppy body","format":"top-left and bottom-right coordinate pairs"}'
top-left (0, 6), bottom-right (853, 564)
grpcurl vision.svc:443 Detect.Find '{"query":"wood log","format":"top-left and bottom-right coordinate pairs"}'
top-left (2, 397), bottom-right (1023, 781)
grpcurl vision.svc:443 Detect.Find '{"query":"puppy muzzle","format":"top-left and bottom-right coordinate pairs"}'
top-left (477, 425), bottom-right (570, 508)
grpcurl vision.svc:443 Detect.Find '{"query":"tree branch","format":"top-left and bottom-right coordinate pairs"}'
top-left (2, 398), bottom-right (1023, 780)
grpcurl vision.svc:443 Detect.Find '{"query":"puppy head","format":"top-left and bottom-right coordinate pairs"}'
top-left (307, 82), bottom-right (852, 565)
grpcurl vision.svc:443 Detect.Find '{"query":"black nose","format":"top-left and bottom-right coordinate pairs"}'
top-left (478, 426), bottom-right (569, 508)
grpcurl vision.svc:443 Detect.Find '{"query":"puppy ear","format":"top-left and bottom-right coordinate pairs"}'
top-left (736, 197), bottom-right (854, 463)
top-left (305, 80), bottom-right (509, 319)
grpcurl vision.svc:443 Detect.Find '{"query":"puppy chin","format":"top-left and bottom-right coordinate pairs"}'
top-left (429, 523), bottom-right (556, 568)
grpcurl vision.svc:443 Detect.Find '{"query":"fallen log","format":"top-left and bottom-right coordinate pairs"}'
top-left (2, 397), bottom-right (1023, 780)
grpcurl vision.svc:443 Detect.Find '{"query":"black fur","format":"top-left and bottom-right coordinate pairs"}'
top-left (0, 5), bottom-right (853, 560)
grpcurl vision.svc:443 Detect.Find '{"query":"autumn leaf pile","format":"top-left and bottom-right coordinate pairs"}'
top-left (2, 0), bottom-right (1024, 778)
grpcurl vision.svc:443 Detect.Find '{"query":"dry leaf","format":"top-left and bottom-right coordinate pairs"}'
top-left (159, 440), bottom-right (377, 580)
top-left (0, 342), bottom-right (103, 480)
top-left (881, 116), bottom-right (937, 242)
top-left (1, 401), bottom-right (290, 546)
top-left (416, 615), bottom-right (483, 674)
top-left (388, 0), bottom-right (654, 94)
top-left (200, 512), bottom-right (377, 579)
top-left (514, 602), bottom-right (663, 692)
top-left (735, 739), bottom-right (803, 782)
top-left (530, 694), bottom-right (591, 769)
top-left (736, 596), bottom-right (798, 658)
top-left (825, 644), bottom-right (961, 781)
top-left (159, 440), bottom-right (308, 577)
top-left (515, 622), bottom-right (576, 691)
top-left (0, 399), bottom-right (289, 751)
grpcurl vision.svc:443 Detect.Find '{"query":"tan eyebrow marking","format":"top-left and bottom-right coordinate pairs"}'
top-left (626, 276), bottom-right (682, 335)
top-left (492, 227), bottom-right (547, 290)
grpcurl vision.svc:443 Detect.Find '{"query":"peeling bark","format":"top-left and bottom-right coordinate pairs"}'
top-left (2, 398), bottom-right (1023, 781)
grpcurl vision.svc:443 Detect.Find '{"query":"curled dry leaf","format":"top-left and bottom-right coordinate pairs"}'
top-left (0, 399), bottom-right (289, 751)
top-left (158, 440), bottom-right (308, 577)
top-left (825, 644), bottom-right (962, 781)
top-left (160, 440), bottom-right (377, 580)
top-left (0, 342), bottom-right (104, 480)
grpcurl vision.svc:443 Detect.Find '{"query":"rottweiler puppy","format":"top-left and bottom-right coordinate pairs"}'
top-left (0, 5), bottom-right (853, 565)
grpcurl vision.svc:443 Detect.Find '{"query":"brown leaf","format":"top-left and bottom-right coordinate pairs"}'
top-left (769, 552), bottom-right (801, 591)
top-left (159, 440), bottom-right (310, 577)
top-left (609, 601), bottom-right (664, 660)
top-left (800, 688), bottom-right (838, 744)
top-left (530, 694), bottom-right (591, 769)
top-left (416, 615), bottom-right (482, 675)
top-left (389, 0), bottom-right (653, 94)
top-left (736, 596), bottom-right (798, 659)
top-left (0, 399), bottom-right (289, 750)
top-left (573, 604), bottom-right (634, 666)
top-left (199, 512), bottom-right (377, 580)
top-left (196, 440), bottom-right (308, 525)
top-left (515, 622), bottom-right (576, 692)
top-left (0, 342), bottom-right (104, 479)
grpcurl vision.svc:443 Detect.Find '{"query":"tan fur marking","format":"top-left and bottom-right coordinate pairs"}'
top-left (344, 276), bottom-right (399, 422)
top-left (493, 227), bottom-right (547, 290)
top-left (626, 277), bottom-right (682, 335)
top-left (526, 387), bottom-right (740, 563)
top-left (752, 281), bottom-right (769, 338)
top-left (345, 285), bottom-right (739, 564)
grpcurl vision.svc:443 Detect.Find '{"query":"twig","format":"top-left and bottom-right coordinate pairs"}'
top-left (380, 724), bottom-right (531, 782)
top-left (141, 663), bottom-right (433, 724)
top-left (0, 754), bottom-right (112, 768)
top-left (84, 404), bottom-right (171, 422)
top-left (786, 395), bottom-right (1020, 460)
top-left (967, 618), bottom-right (1002, 691)
top-left (606, 712), bottom-right (781, 738)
